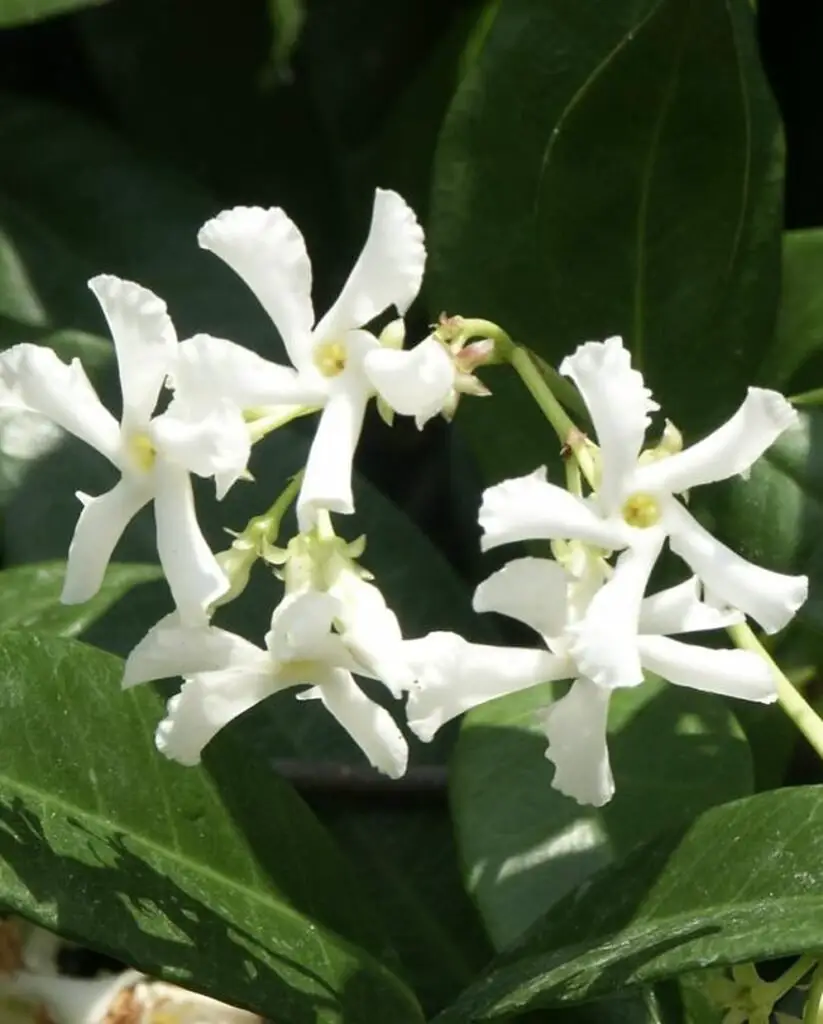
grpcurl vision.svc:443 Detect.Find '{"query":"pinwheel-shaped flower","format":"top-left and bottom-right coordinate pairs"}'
top-left (403, 553), bottom-right (774, 806)
top-left (0, 276), bottom-right (247, 620)
top-left (125, 514), bottom-right (411, 775)
top-left (125, 588), bottom-right (408, 776)
top-left (189, 188), bottom-right (454, 528)
top-left (479, 337), bottom-right (807, 690)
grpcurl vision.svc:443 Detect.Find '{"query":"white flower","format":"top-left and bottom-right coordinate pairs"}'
top-left (124, 589), bottom-right (408, 777)
top-left (403, 554), bottom-right (775, 806)
top-left (193, 188), bottom-right (453, 528)
top-left (0, 967), bottom-right (260, 1023)
top-left (125, 511), bottom-right (411, 774)
top-left (479, 337), bottom-right (807, 689)
top-left (0, 277), bottom-right (245, 621)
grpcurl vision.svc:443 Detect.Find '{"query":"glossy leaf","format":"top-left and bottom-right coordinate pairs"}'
top-left (0, 0), bottom-right (107, 27)
top-left (435, 787), bottom-right (823, 1022)
top-left (430, 0), bottom-right (782, 480)
top-left (0, 561), bottom-right (160, 638)
top-left (5, 425), bottom-right (493, 1014)
top-left (760, 228), bottom-right (823, 388)
top-left (452, 677), bottom-right (753, 951)
top-left (0, 631), bottom-right (422, 1022)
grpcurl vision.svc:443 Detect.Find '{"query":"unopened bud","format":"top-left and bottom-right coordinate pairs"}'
top-left (456, 338), bottom-right (495, 370)
top-left (378, 318), bottom-right (405, 350)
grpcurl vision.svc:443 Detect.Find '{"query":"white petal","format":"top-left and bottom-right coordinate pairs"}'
top-left (635, 388), bottom-right (797, 496)
top-left (6, 969), bottom-right (145, 1024)
top-left (313, 189), bottom-right (425, 340)
top-left (0, 343), bottom-right (120, 463)
top-left (301, 668), bottom-right (408, 778)
top-left (172, 333), bottom-right (326, 411)
top-left (638, 577), bottom-right (743, 636)
top-left (479, 467), bottom-right (629, 552)
top-left (638, 635), bottom-right (776, 702)
top-left (151, 398), bottom-right (250, 499)
top-left (568, 529), bottom-right (665, 689)
top-left (473, 557), bottom-right (570, 643)
top-left (403, 631), bottom-right (571, 742)
top-left (123, 612), bottom-right (266, 688)
top-left (297, 382), bottom-right (369, 530)
top-left (156, 662), bottom-right (279, 765)
top-left (266, 590), bottom-right (343, 663)
top-left (560, 337), bottom-right (658, 513)
top-left (362, 335), bottom-right (454, 425)
top-left (539, 678), bottom-right (614, 807)
top-left (329, 569), bottom-right (413, 696)
top-left (198, 206), bottom-right (315, 372)
top-left (153, 461), bottom-right (229, 623)
top-left (62, 479), bottom-right (151, 604)
top-left (665, 499), bottom-right (808, 634)
top-left (89, 275), bottom-right (177, 428)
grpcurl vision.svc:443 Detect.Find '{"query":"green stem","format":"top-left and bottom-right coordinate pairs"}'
top-left (790, 387), bottom-right (823, 408)
top-left (768, 955), bottom-right (817, 1003)
top-left (803, 959), bottom-right (823, 1024)
top-left (248, 404), bottom-right (320, 443)
top-left (509, 346), bottom-right (597, 486)
top-left (509, 346), bottom-right (575, 440)
top-left (729, 621), bottom-right (823, 762)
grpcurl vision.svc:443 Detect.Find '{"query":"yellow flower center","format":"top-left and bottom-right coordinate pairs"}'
top-left (621, 492), bottom-right (661, 529)
top-left (128, 432), bottom-right (157, 473)
top-left (313, 340), bottom-right (348, 377)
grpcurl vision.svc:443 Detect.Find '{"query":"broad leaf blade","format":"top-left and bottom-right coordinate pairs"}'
top-left (0, 561), bottom-right (160, 637)
top-left (452, 678), bottom-right (753, 951)
top-left (430, 0), bottom-right (782, 480)
top-left (5, 425), bottom-right (494, 1015)
top-left (0, 0), bottom-right (107, 27)
top-left (435, 787), bottom-right (823, 1022)
top-left (760, 228), bottom-right (823, 388)
top-left (0, 631), bottom-right (422, 1023)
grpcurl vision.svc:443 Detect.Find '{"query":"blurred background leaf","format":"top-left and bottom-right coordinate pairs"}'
top-left (429, 0), bottom-right (783, 478)
top-left (451, 677), bottom-right (753, 951)
top-left (0, 0), bottom-right (107, 28)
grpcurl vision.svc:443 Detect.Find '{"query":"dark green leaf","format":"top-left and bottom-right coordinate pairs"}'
top-left (77, 0), bottom-right (341, 247)
top-left (760, 229), bottom-right (823, 388)
top-left (0, 561), bottom-right (160, 638)
top-left (434, 786), bottom-right (823, 1021)
top-left (0, 0), bottom-right (107, 27)
top-left (430, 0), bottom-right (782, 478)
top-left (452, 677), bottom-right (753, 951)
top-left (0, 631), bottom-right (422, 1022)
top-left (5, 426), bottom-right (493, 1015)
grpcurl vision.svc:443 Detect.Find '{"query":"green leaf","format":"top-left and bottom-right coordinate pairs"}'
top-left (0, 561), bottom-right (160, 638)
top-left (434, 786), bottom-right (823, 1022)
top-left (76, 0), bottom-right (341, 252)
top-left (430, 0), bottom-right (783, 478)
top-left (4, 426), bottom-right (493, 1015)
top-left (0, 631), bottom-right (422, 1023)
top-left (760, 229), bottom-right (823, 388)
top-left (0, 0), bottom-right (107, 28)
top-left (452, 677), bottom-right (753, 951)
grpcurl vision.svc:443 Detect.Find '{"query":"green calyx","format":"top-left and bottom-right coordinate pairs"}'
top-left (211, 471), bottom-right (304, 609)
top-left (277, 512), bottom-right (369, 596)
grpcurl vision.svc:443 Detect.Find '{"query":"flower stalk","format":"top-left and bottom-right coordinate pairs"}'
top-left (729, 620), bottom-right (823, 763)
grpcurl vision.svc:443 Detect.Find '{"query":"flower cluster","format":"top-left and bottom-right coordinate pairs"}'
top-left (0, 188), bottom-right (806, 806)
